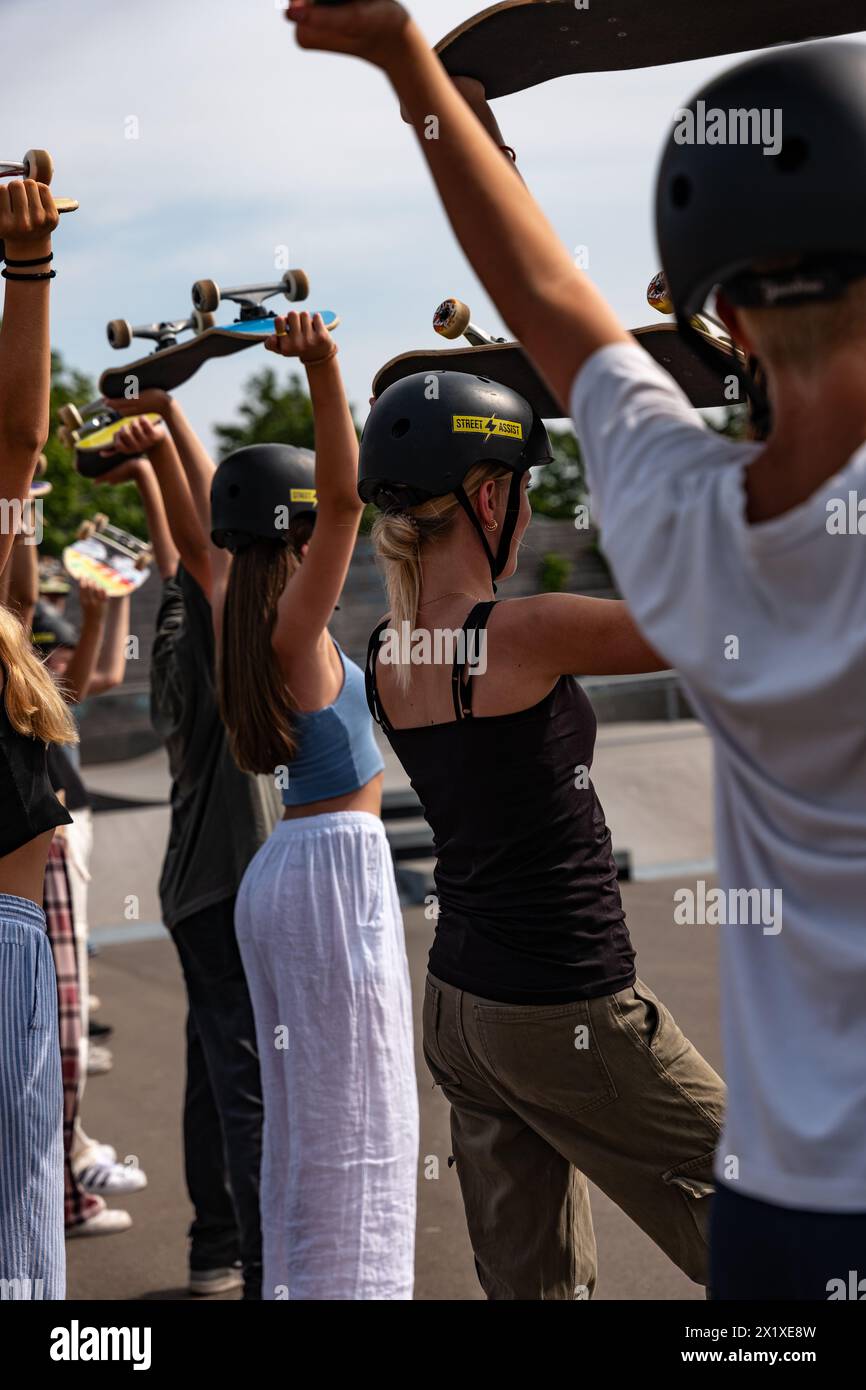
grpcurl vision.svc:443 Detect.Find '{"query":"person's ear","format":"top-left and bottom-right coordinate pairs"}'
top-left (299, 541), bottom-right (311, 562)
top-left (476, 479), bottom-right (499, 527)
top-left (716, 292), bottom-right (755, 356)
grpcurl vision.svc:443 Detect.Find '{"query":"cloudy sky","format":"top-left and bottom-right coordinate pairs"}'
top-left (6, 1), bottom-right (864, 448)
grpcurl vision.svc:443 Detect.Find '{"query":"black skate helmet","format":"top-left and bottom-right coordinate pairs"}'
top-left (359, 371), bottom-right (552, 581)
top-left (657, 42), bottom-right (866, 320)
top-left (211, 444), bottom-right (317, 554)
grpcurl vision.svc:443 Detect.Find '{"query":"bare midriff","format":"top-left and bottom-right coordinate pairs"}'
top-left (281, 772), bottom-right (384, 822)
top-left (0, 827), bottom-right (58, 907)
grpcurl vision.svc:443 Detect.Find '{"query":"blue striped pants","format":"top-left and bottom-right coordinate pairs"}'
top-left (0, 894), bottom-right (64, 1300)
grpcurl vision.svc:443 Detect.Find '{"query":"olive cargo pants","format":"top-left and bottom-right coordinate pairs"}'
top-left (423, 973), bottom-right (725, 1299)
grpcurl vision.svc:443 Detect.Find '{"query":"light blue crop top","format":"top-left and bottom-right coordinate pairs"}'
top-left (281, 643), bottom-right (385, 807)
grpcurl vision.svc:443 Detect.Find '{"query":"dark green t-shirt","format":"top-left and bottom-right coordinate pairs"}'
top-left (150, 567), bottom-right (280, 930)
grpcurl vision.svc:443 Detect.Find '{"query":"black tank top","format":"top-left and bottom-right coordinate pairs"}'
top-left (0, 675), bottom-right (72, 857)
top-left (366, 602), bottom-right (635, 1005)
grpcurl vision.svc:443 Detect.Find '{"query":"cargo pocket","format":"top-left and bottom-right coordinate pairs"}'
top-left (422, 978), bottom-right (460, 1090)
top-left (663, 1151), bottom-right (717, 1275)
top-left (474, 999), bottom-right (616, 1118)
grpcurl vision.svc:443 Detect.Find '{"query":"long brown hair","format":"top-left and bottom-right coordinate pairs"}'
top-left (0, 605), bottom-right (77, 745)
top-left (217, 518), bottom-right (313, 774)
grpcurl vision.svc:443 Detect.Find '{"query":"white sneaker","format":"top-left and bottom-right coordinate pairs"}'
top-left (87, 1045), bottom-right (114, 1076)
top-left (77, 1160), bottom-right (148, 1196)
top-left (67, 1208), bottom-right (133, 1238)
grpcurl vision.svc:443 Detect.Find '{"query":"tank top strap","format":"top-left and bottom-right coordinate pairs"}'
top-left (452, 601), bottom-right (497, 722)
top-left (365, 620), bottom-right (393, 734)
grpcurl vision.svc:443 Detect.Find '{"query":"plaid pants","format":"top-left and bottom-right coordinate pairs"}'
top-left (43, 836), bottom-right (102, 1229)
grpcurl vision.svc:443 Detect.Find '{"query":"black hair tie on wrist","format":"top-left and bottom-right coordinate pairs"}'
top-left (3, 252), bottom-right (54, 268)
top-left (1, 269), bottom-right (56, 281)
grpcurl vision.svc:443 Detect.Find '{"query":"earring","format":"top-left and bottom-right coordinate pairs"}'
top-left (484, 520), bottom-right (499, 531)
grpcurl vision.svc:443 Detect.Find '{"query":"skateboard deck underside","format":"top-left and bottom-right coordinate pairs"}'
top-left (373, 324), bottom-right (735, 416)
top-left (63, 539), bottom-right (150, 596)
top-left (99, 313), bottom-right (339, 398)
top-left (436, 0), bottom-right (864, 99)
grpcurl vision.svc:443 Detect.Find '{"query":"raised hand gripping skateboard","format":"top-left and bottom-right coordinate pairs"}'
top-left (63, 514), bottom-right (152, 597)
top-left (99, 271), bottom-right (340, 400)
top-left (57, 401), bottom-right (161, 479)
top-left (436, 0), bottom-right (864, 100)
top-left (373, 296), bottom-right (737, 415)
top-left (0, 148), bottom-right (79, 214)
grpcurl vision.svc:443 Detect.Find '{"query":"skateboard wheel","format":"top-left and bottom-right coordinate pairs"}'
top-left (107, 319), bottom-right (133, 350)
top-left (283, 269), bottom-right (310, 303)
top-left (59, 403), bottom-right (84, 430)
top-left (134, 551), bottom-right (152, 571)
top-left (647, 271), bottom-right (674, 315)
top-left (22, 149), bottom-right (53, 184)
top-left (192, 309), bottom-right (215, 333)
top-left (77, 520), bottom-right (96, 539)
top-left (93, 512), bottom-right (109, 531)
top-left (192, 279), bottom-right (220, 313)
top-left (57, 425), bottom-right (75, 449)
top-left (433, 297), bottom-right (471, 340)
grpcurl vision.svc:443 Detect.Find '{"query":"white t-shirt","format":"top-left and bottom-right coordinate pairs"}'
top-left (571, 341), bottom-right (866, 1212)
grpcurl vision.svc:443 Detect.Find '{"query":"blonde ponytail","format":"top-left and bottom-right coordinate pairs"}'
top-left (371, 463), bottom-right (509, 689)
top-left (0, 605), bottom-right (77, 745)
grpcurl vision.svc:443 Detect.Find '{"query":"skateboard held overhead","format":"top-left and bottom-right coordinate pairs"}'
top-left (0, 147), bottom-right (79, 213)
top-left (63, 515), bottom-right (152, 597)
top-left (99, 270), bottom-right (340, 400)
top-left (374, 295), bottom-right (737, 414)
top-left (436, 0), bottom-right (865, 100)
top-left (57, 401), bottom-right (162, 479)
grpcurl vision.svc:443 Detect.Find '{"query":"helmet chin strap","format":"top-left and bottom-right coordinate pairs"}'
top-left (455, 471), bottom-right (524, 591)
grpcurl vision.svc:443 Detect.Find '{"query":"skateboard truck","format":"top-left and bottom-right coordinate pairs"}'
top-left (77, 514), bottom-right (153, 571)
top-left (191, 269), bottom-right (310, 321)
top-left (434, 297), bottom-right (507, 348)
top-left (106, 310), bottom-right (215, 353)
top-left (0, 149), bottom-right (78, 213)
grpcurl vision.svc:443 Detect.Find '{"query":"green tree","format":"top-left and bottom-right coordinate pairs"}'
top-left (529, 427), bottom-right (587, 520)
top-left (213, 367), bottom-right (364, 459)
top-left (39, 350), bottom-right (147, 556)
top-left (212, 366), bottom-right (380, 528)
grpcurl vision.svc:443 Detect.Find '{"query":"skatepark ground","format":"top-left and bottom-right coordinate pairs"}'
top-left (68, 722), bottom-right (720, 1302)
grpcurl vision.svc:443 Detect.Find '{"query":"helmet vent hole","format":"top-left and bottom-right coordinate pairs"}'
top-left (671, 175), bottom-right (691, 209)
top-left (391, 418), bottom-right (411, 438)
top-left (777, 136), bottom-right (808, 173)
top-left (228, 484), bottom-right (241, 498)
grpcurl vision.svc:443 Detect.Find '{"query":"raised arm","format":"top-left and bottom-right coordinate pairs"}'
top-left (87, 592), bottom-right (130, 696)
top-left (101, 391), bottom-right (214, 592)
top-left (0, 180), bottom-right (59, 575)
top-left (6, 526), bottom-right (41, 633)
top-left (59, 582), bottom-right (108, 704)
top-left (286, 3), bottom-right (629, 407)
top-left (266, 312), bottom-right (362, 661)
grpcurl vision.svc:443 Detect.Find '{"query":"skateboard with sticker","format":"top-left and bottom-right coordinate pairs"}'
top-left (57, 401), bottom-right (162, 480)
top-left (99, 271), bottom-right (340, 400)
top-left (373, 295), bottom-right (737, 414)
top-left (63, 514), bottom-right (152, 597)
top-left (435, 0), bottom-right (864, 100)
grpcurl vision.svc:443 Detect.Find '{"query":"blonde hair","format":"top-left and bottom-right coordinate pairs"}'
top-left (371, 463), bottom-right (509, 689)
top-left (739, 277), bottom-right (866, 372)
top-left (0, 605), bottom-right (77, 745)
